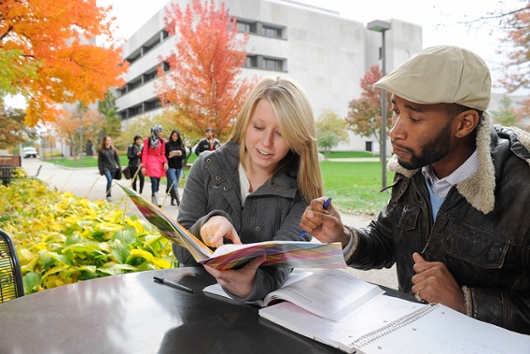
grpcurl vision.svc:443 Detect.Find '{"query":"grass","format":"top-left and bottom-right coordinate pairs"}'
top-left (321, 161), bottom-right (393, 215)
top-left (44, 153), bottom-right (198, 169)
top-left (44, 151), bottom-right (391, 215)
top-left (320, 151), bottom-right (379, 158)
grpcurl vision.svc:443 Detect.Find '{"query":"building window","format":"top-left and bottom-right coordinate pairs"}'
top-left (144, 100), bottom-right (161, 112)
top-left (129, 106), bottom-right (142, 117)
top-left (163, 62), bottom-right (171, 72)
top-left (143, 71), bottom-right (157, 82)
top-left (263, 58), bottom-right (283, 71)
top-left (244, 55), bottom-right (257, 68)
top-left (162, 29), bottom-right (169, 40)
top-left (236, 21), bottom-right (250, 33)
top-left (127, 79), bottom-right (142, 91)
top-left (235, 20), bottom-right (256, 33)
top-left (126, 53), bottom-right (141, 64)
top-left (365, 141), bottom-right (373, 152)
top-left (262, 25), bottom-right (281, 38)
top-left (142, 38), bottom-right (161, 55)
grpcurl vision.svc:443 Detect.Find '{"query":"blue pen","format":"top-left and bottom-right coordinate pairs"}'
top-left (300, 197), bottom-right (332, 238)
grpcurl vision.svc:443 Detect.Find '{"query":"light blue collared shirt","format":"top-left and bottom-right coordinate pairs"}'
top-left (421, 149), bottom-right (479, 220)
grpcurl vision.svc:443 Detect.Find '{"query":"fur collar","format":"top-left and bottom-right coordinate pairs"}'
top-left (387, 111), bottom-right (530, 214)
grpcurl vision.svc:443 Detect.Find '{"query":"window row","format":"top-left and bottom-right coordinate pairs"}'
top-left (235, 20), bottom-right (285, 39)
top-left (125, 30), bottom-right (170, 64)
top-left (120, 98), bottom-right (162, 120)
top-left (244, 55), bottom-right (286, 72)
top-left (119, 54), bottom-right (286, 98)
top-left (118, 62), bottom-right (170, 96)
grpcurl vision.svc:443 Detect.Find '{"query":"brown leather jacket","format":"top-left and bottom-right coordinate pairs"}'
top-left (346, 114), bottom-right (530, 334)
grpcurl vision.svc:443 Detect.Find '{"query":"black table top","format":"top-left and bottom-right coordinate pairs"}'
top-left (0, 266), bottom-right (363, 354)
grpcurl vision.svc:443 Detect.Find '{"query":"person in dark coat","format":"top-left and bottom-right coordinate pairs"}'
top-left (165, 129), bottom-right (186, 206)
top-left (97, 136), bottom-right (121, 202)
top-left (301, 45), bottom-right (530, 335)
top-left (127, 135), bottom-right (144, 194)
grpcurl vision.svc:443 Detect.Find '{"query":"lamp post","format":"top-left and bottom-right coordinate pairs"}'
top-left (367, 19), bottom-right (391, 189)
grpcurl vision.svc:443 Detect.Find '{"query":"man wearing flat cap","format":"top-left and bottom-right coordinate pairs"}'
top-left (301, 45), bottom-right (530, 334)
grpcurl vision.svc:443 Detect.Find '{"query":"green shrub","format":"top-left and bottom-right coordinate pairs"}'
top-left (0, 178), bottom-right (176, 294)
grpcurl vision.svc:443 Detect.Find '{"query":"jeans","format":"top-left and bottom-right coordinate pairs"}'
top-left (150, 177), bottom-right (160, 194)
top-left (103, 170), bottom-right (113, 197)
top-left (166, 168), bottom-right (182, 192)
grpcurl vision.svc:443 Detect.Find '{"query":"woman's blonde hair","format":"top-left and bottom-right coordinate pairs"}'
top-left (230, 77), bottom-right (323, 202)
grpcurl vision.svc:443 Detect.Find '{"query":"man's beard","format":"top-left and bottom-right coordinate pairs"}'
top-left (396, 122), bottom-right (452, 170)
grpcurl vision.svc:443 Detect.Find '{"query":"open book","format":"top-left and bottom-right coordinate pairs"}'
top-left (116, 182), bottom-right (347, 270)
top-left (260, 294), bottom-right (530, 354)
top-left (205, 269), bottom-right (384, 322)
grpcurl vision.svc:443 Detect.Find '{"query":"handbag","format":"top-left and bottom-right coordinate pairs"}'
top-left (122, 166), bottom-right (131, 180)
top-left (114, 168), bottom-right (122, 180)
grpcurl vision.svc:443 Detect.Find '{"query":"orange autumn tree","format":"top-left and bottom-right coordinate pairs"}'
top-left (155, 0), bottom-right (256, 143)
top-left (0, 0), bottom-right (129, 127)
top-left (53, 106), bottom-right (104, 156)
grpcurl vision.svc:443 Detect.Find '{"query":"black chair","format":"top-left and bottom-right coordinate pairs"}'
top-left (0, 230), bottom-right (24, 302)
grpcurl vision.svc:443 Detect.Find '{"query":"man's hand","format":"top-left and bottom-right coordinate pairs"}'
top-left (204, 255), bottom-right (266, 298)
top-left (411, 252), bottom-right (467, 314)
top-left (300, 197), bottom-right (350, 247)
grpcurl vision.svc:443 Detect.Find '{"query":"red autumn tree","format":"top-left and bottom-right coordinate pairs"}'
top-left (345, 64), bottom-right (392, 145)
top-left (155, 0), bottom-right (256, 142)
top-left (0, 0), bottom-right (129, 127)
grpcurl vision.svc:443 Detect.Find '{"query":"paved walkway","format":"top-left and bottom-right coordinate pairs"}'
top-left (20, 157), bottom-right (398, 289)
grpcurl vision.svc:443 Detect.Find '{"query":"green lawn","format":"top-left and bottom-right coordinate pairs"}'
top-left (321, 161), bottom-right (393, 215)
top-left (44, 153), bottom-right (198, 169)
top-left (320, 151), bottom-right (379, 158)
top-left (45, 152), bottom-right (391, 215)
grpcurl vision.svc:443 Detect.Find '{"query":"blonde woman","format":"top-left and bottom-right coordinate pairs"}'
top-left (174, 77), bottom-right (323, 302)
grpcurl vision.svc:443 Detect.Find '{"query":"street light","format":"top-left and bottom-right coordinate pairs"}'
top-left (367, 19), bottom-right (391, 189)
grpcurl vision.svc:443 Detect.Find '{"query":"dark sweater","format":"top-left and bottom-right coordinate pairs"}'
top-left (98, 148), bottom-right (120, 175)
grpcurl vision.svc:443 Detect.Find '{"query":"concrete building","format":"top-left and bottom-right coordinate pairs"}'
top-left (114, 0), bottom-right (424, 152)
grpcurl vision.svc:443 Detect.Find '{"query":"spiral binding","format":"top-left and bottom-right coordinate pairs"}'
top-left (350, 303), bottom-right (440, 348)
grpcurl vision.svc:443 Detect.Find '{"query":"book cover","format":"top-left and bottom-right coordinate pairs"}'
top-left (116, 182), bottom-right (347, 270)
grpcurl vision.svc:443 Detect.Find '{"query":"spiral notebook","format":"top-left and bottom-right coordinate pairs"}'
top-left (259, 295), bottom-right (530, 353)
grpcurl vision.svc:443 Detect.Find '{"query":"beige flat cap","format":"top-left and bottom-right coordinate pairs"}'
top-left (374, 45), bottom-right (491, 111)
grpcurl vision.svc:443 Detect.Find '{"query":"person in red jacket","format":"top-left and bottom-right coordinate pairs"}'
top-left (141, 125), bottom-right (168, 207)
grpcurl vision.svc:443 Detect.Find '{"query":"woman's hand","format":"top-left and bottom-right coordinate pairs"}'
top-left (141, 167), bottom-right (146, 175)
top-left (204, 255), bottom-right (266, 298)
top-left (163, 162), bottom-right (168, 171)
top-left (200, 216), bottom-right (242, 248)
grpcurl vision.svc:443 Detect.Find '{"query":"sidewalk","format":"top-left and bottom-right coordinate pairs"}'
top-left (21, 157), bottom-right (398, 289)
top-left (21, 157), bottom-right (183, 216)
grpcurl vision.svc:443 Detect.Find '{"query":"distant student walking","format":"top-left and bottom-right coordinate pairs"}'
top-left (98, 136), bottom-right (121, 202)
top-left (141, 125), bottom-right (168, 207)
top-left (195, 127), bottom-right (221, 156)
top-left (165, 129), bottom-right (186, 206)
top-left (127, 135), bottom-right (145, 194)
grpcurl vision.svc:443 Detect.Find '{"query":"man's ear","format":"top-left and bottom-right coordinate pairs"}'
top-left (455, 110), bottom-right (480, 138)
